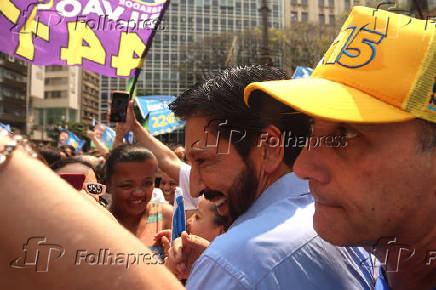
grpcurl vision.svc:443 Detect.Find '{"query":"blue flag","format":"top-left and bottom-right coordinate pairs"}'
top-left (135, 96), bottom-right (185, 136)
top-left (100, 126), bottom-right (116, 149)
top-left (171, 188), bottom-right (186, 245)
top-left (0, 122), bottom-right (11, 133)
top-left (292, 66), bottom-right (313, 79)
top-left (60, 129), bottom-right (85, 152)
top-left (123, 131), bottom-right (134, 144)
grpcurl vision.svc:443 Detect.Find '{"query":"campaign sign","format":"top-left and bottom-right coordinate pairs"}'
top-left (0, 0), bottom-right (169, 78)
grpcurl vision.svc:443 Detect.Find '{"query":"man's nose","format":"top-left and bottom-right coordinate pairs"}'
top-left (293, 146), bottom-right (330, 185)
top-left (189, 164), bottom-right (205, 198)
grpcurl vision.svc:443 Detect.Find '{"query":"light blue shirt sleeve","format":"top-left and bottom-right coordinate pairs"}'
top-left (186, 236), bottom-right (372, 290)
top-left (186, 255), bottom-right (249, 290)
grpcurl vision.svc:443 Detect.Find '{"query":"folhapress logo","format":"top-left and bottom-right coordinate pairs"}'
top-left (9, 236), bottom-right (65, 272)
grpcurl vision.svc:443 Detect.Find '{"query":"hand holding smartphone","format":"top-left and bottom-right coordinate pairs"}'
top-left (110, 91), bottom-right (130, 123)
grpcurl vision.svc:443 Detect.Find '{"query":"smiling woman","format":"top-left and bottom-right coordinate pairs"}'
top-left (105, 144), bottom-right (173, 251)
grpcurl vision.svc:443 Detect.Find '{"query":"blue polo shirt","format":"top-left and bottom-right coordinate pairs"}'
top-left (186, 173), bottom-right (373, 289)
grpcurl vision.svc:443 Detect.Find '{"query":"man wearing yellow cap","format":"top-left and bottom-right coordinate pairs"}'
top-left (245, 6), bottom-right (436, 290)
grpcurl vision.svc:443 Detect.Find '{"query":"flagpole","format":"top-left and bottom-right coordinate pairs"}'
top-left (127, 1), bottom-right (170, 99)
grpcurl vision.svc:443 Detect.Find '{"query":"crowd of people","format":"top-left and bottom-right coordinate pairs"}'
top-left (0, 7), bottom-right (434, 290)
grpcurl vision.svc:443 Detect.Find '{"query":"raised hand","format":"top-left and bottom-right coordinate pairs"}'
top-left (166, 232), bottom-right (210, 280)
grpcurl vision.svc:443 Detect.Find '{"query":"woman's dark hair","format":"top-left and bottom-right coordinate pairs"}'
top-left (50, 157), bottom-right (94, 172)
top-left (208, 204), bottom-right (228, 230)
top-left (37, 146), bottom-right (64, 166)
top-left (105, 144), bottom-right (157, 183)
top-left (60, 145), bottom-right (76, 156)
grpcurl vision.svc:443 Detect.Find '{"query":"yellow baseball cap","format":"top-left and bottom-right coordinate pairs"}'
top-left (244, 6), bottom-right (436, 123)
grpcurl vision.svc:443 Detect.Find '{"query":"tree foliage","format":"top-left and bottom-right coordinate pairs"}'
top-left (176, 20), bottom-right (344, 81)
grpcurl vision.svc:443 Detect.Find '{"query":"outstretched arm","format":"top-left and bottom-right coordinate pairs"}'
top-left (124, 101), bottom-right (184, 183)
top-left (87, 130), bottom-right (109, 156)
top-left (0, 135), bottom-right (183, 290)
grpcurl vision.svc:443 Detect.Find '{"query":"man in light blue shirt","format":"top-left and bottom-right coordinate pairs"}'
top-left (167, 66), bottom-right (373, 289)
top-left (186, 173), bottom-right (372, 289)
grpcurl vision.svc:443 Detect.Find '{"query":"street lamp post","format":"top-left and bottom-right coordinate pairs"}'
top-left (259, 0), bottom-right (272, 66)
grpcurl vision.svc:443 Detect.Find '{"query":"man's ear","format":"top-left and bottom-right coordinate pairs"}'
top-left (257, 125), bottom-right (284, 174)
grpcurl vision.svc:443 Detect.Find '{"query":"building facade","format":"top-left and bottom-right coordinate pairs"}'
top-left (0, 52), bottom-right (28, 133)
top-left (100, 0), bottom-right (285, 124)
top-left (284, 0), bottom-right (366, 26)
top-left (80, 70), bottom-right (100, 126)
top-left (31, 66), bottom-right (100, 140)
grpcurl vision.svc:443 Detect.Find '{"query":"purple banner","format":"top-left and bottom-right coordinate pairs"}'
top-left (0, 0), bottom-right (169, 78)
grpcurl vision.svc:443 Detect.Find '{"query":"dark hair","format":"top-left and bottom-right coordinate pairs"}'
top-left (50, 157), bottom-right (94, 172)
top-left (208, 204), bottom-right (228, 230)
top-left (37, 146), bottom-right (64, 166)
top-left (105, 144), bottom-right (157, 183)
top-left (60, 145), bottom-right (76, 156)
top-left (169, 65), bottom-right (310, 167)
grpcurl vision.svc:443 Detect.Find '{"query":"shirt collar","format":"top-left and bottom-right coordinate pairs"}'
top-left (229, 172), bottom-right (310, 229)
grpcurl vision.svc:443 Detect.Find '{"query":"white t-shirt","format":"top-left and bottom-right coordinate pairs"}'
top-left (179, 162), bottom-right (199, 210)
top-left (150, 188), bottom-right (168, 203)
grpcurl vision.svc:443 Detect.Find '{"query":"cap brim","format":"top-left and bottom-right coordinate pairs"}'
top-left (244, 78), bottom-right (415, 123)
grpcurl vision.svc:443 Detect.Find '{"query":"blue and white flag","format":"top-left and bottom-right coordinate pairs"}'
top-left (60, 129), bottom-right (85, 152)
top-left (100, 126), bottom-right (116, 149)
top-left (123, 131), bottom-right (134, 144)
top-left (292, 66), bottom-right (314, 79)
top-left (171, 188), bottom-right (186, 245)
top-left (92, 120), bottom-right (133, 149)
top-left (135, 95), bottom-right (176, 118)
top-left (135, 95), bottom-right (185, 136)
top-left (0, 122), bottom-right (11, 133)
top-left (148, 108), bottom-right (185, 136)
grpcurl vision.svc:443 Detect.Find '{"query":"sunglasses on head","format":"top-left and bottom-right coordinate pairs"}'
top-left (83, 183), bottom-right (106, 196)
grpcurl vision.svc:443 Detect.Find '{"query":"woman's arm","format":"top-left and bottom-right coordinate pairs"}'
top-left (0, 136), bottom-right (183, 289)
top-left (87, 130), bottom-right (109, 156)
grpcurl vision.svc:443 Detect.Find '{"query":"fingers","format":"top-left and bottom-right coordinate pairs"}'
top-left (172, 237), bottom-right (184, 264)
top-left (182, 232), bottom-right (210, 252)
top-left (126, 100), bottom-right (137, 126)
top-left (161, 236), bottom-right (170, 258)
top-left (153, 229), bottom-right (172, 242)
top-left (167, 240), bottom-right (188, 279)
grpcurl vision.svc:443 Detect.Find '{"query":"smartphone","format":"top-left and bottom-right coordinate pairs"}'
top-left (59, 173), bottom-right (86, 191)
top-left (110, 91), bottom-right (130, 123)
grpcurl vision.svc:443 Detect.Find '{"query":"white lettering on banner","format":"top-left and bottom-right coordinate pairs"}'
top-left (101, 0), bottom-right (125, 21)
top-left (57, 0), bottom-right (126, 21)
top-left (56, 0), bottom-right (82, 17)
top-left (83, 0), bottom-right (105, 16)
top-left (118, 0), bottom-right (163, 14)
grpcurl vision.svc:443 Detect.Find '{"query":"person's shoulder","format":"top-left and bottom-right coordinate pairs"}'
top-left (187, 254), bottom-right (251, 289)
top-left (160, 202), bottom-right (174, 214)
top-left (203, 202), bottom-right (318, 268)
top-left (147, 201), bottom-right (173, 212)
